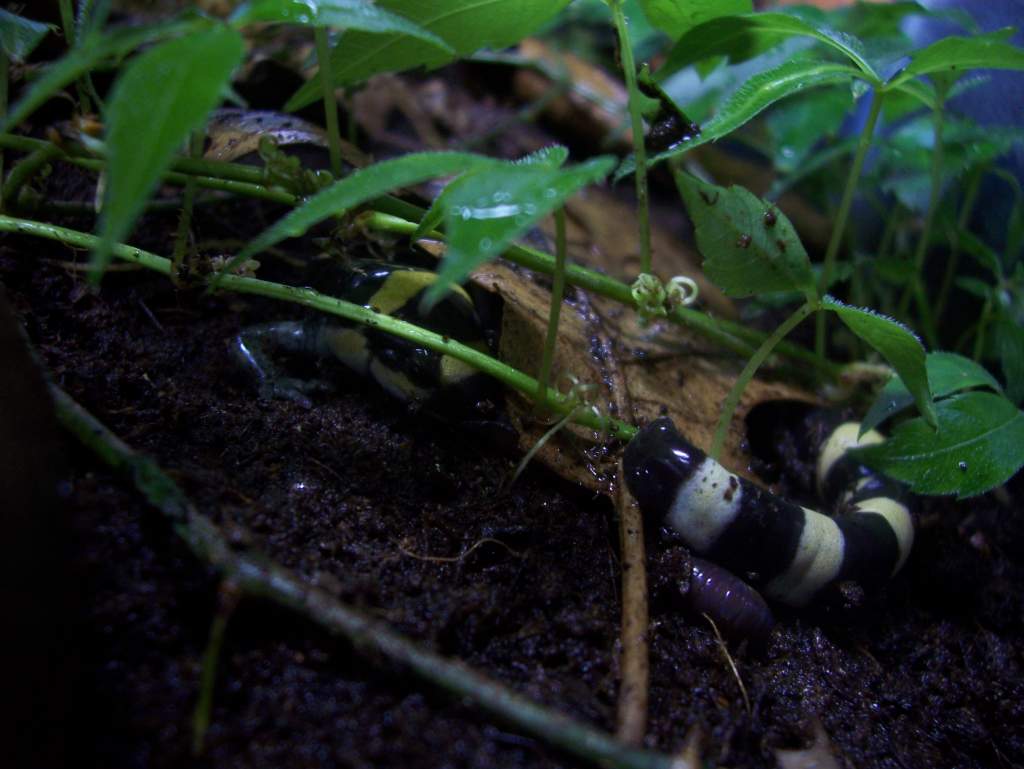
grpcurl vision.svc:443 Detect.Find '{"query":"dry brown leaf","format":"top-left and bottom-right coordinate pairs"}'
top-left (470, 256), bottom-right (813, 494)
top-left (204, 108), bottom-right (367, 168)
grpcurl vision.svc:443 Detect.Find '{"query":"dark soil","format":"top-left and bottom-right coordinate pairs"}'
top-left (4, 194), bottom-right (1023, 769)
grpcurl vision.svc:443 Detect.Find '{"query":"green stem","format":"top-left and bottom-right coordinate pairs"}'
top-left (537, 207), bottom-right (568, 407)
top-left (0, 214), bottom-right (637, 442)
top-left (51, 386), bottom-right (677, 769)
top-left (709, 300), bottom-right (817, 461)
top-left (896, 92), bottom-right (945, 346)
top-left (0, 56), bottom-right (7, 212)
top-left (171, 131), bottom-right (204, 284)
top-left (0, 134), bottom-right (270, 187)
top-left (815, 89), bottom-right (884, 358)
top-left (934, 165), bottom-right (982, 322)
top-left (0, 136), bottom-right (843, 379)
top-left (972, 296), bottom-right (992, 361)
top-left (609, 0), bottom-right (652, 274)
top-left (362, 211), bottom-right (842, 379)
top-left (1, 144), bottom-right (61, 210)
top-left (58, 0), bottom-right (92, 114)
top-left (314, 27), bottom-right (343, 178)
top-left (192, 581), bottom-right (239, 756)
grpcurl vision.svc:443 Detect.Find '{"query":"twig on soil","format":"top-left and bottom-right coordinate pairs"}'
top-left (192, 578), bottom-right (242, 756)
top-left (50, 385), bottom-right (688, 769)
top-left (397, 536), bottom-right (522, 563)
top-left (615, 463), bottom-right (650, 745)
top-left (702, 613), bottom-right (751, 717)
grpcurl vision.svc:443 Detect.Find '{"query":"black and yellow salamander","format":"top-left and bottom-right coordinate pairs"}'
top-left (233, 259), bottom-right (491, 411)
top-left (624, 413), bottom-right (913, 610)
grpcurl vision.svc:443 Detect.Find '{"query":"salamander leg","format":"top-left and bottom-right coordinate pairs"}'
top-left (232, 321), bottom-right (334, 407)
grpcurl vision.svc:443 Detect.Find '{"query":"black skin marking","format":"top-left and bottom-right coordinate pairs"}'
top-left (776, 239), bottom-right (787, 253)
top-left (232, 258), bottom-right (492, 415)
top-left (723, 475), bottom-right (738, 503)
top-left (763, 209), bottom-right (777, 228)
top-left (698, 190), bottom-right (719, 205)
top-left (736, 234), bottom-right (752, 249)
top-left (625, 413), bottom-right (911, 630)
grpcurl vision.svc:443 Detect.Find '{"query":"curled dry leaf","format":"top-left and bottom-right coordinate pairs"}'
top-left (513, 38), bottom-right (630, 150)
top-left (470, 254), bottom-right (812, 493)
top-left (204, 108), bottom-right (367, 167)
top-left (513, 38), bottom-right (831, 249)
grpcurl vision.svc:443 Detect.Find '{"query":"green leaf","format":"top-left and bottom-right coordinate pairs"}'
top-left (853, 391), bottom-right (1024, 498)
top-left (887, 29), bottom-right (1024, 89)
top-left (861, 351), bottom-right (1002, 434)
top-left (0, 9), bottom-right (51, 62)
top-left (423, 156), bottom-right (615, 308)
top-left (94, 26), bottom-right (244, 276)
top-left (286, 0), bottom-right (570, 109)
top-left (658, 12), bottom-right (878, 82)
top-left (0, 18), bottom-right (198, 133)
top-left (764, 84), bottom-right (853, 173)
top-left (645, 58), bottom-right (860, 169)
top-left (952, 226), bottom-right (1003, 279)
top-left (993, 313), bottom-right (1024, 405)
top-left (674, 171), bottom-right (816, 300)
top-left (876, 117), bottom-right (1024, 213)
top-left (822, 296), bottom-right (935, 425)
top-left (413, 144), bottom-right (568, 239)
top-left (234, 151), bottom-right (498, 267)
top-left (229, 0), bottom-right (451, 53)
top-left (636, 0), bottom-right (751, 40)
top-left (955, 276), bottom-right (991, 300)
top-left (873, 255), bottom-right (917, 285)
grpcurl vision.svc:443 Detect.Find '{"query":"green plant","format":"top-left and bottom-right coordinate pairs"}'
top-left (1, 0), bottom-right (1022, 503)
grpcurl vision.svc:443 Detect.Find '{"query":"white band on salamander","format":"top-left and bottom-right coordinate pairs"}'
top-left (764, 508), bottom-right (844, 606)
top-left (667, 457), bottom-right (742, 552)
top-left (855, 496), bottom-right (914, 574)
top-left (816, 421), bottom-right (885, 495)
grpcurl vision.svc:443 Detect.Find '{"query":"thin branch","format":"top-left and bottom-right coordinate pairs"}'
top-left (615, 461), bottom-right (649, 745)
top-left (0, 214), bottom-right (637, 441)
top-left (50, 385), bottom-right (684, 769)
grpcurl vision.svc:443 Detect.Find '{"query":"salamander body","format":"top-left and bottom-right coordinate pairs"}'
top-left (233, 259), bottom-right (490, 410)
top-left (624, 416), bottom-right (913, 608)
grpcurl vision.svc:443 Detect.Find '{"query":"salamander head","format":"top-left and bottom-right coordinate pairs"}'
top-left (623, 417), bottom-right (705, 526)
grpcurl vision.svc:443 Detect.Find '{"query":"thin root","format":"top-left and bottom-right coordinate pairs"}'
top-left (702, 612), bottom-right (751, 717)
top-left (397, 536), bottom-right (522, 563)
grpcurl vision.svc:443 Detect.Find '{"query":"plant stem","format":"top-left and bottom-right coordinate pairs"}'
top-left (0, 56), bottom-right (7, 212)
top-left (362, 210), bottom-right (843, 379)
top-left (710, 300), bottom-right (817, 461)
top-left (51, 385), bottom-right (679, 769)
top-left (58, 0), bottom-right (92, 114)
top-left (192, 580), bottom-right (240, 756)
top-left (1, 144), bottom-right (61, 210)
top-left (0, 214), bottom-right (637, 441)
top-left (314, 27), bottom-right (343, 178)
top-left (615, 460), bottom-right (648, 746)
top-left (0, 135), bottom-right (843, 379)
top-left (972, 296), bottom-right (992, 361)
top-left (935, 165), bottom-right (981, 323)
top-left (896, 91), bottom-right (945, 346)
top-left (170, 131), bottom-right (203, 284)
top-left (815, 89), bottom-right (884, 358)
top-left (537, 207), bottom-right (568, 407)
top-left (609, 0), bottom-right (652, 275)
